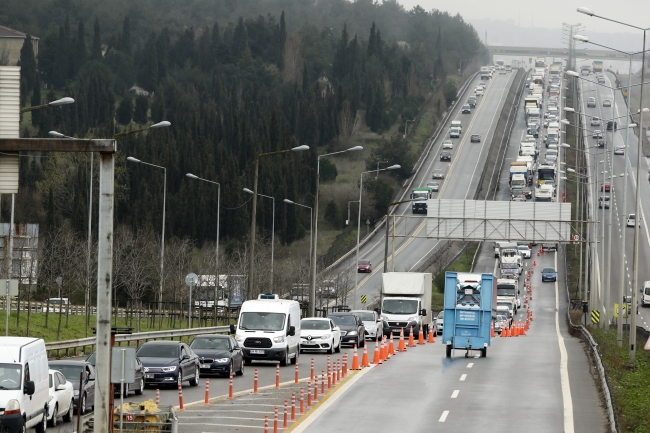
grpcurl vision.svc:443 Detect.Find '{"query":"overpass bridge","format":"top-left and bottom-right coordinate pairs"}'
top-left (487, 44), bottom-right (643, 61)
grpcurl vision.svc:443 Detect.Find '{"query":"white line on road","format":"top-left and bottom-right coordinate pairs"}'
top-left (555, 253), bottom-right (575, 433)
top-left (467, 363), bottom-right (474, 368)
top-left (459, 374), bottom-right (467, 381)
top-left (451, 390), bottom-right (459, 399)
top-left (439, 411), bottom-right (449, 422)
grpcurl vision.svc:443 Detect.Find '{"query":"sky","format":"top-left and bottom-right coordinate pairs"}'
top-left (395, 0), bottom-right (650, 35)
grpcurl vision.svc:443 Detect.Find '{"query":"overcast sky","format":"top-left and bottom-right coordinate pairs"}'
top-left (396, 0), bottom-right (649, 35)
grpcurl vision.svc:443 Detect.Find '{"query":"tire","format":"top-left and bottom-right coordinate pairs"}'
top-left (327, 341), bottom-right (334, 354)
top-left (359, 337), bottom-right (365, 348)
top-left (446, 345), bottom-right (452, 358)
top-left (176, 371), bottom-right (183, 387)
top-left (80, 393), bottom-right (87, 414)
top-left (63, 400), bottom-right (73, 423)
top-left (35, 412), bottom-right (47, 433)
top-left (280, 350), bottom-right (288, 367)
top-left (48, 404), bottom-right (58, 427)
top-left (225, 360), bottom-right (234, 377)
top-left (121, 383), bottom-right (130, 398)
top-left (291, 348), bottom-right (299, 365)
top-left (236, 359), bottom-right (244, 376)
top-left (135, 378), bottom-right (144, 395)
top-left (481, 347), bottom-right (487, 358)
top-left (189, 366), bottom-right (200, 386)
top-left (334, 339), bottom-right (341, 353)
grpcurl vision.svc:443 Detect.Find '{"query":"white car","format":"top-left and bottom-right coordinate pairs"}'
top-left (614, 146), bottom-right (625, 155)
top-left (627, 214), bottom-right (640, 227)
top-left (442, 140), bottom-right (453, 149)
top-left (299, 318), bottom-right (341, 354)
top-left (435, 311), bottom-right (444, 335)
top-left (591, 117), bottom-right (600, 126)
top-left (351, 310), bottom-right (382, 340)
top-left (517, 245), bottom-right (532, 259)
top-left (47, 369), bottom-right (74, 427)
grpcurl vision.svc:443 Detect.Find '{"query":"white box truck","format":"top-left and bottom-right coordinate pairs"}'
top-left (380, 272), bottom-right (432, 338)
top-left (0, 337), bottom-right (49, 433)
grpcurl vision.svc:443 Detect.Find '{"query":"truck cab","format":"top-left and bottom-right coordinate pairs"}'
top-left (381, 273), bottom-right (432, 338)
top-left (496, 278), bottom-right (520, 312)
top-left (410, 187), bottom-right (431, 214)
top-left (499, 257), bottom-right (522, 280)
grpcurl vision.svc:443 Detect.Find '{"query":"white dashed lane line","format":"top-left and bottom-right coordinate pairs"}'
top-left (467, 363), bottom-right (474, 369)
top-left (460, 374), bottom-right (467, 381)
top-left (439, 411), bottom-right (450, 422)
top-left (451, 390), bottom-right (459, 399)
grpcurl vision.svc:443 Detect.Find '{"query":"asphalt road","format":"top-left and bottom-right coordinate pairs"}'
top-left (341, 70), bottom-right (517, 309)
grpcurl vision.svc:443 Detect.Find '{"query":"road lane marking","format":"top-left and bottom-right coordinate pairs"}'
top-left (439, 411), bottom-right (449, 422)
top-left (555, 253), bottom-right (575, 433)
top-left (467, 363), bottom-right (474, 368)
top-left (451, 390), bottom-right (459, 399)
top-left (459, 374), bottom-right (467, 381)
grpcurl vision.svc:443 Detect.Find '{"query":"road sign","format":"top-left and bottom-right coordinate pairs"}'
top-left (613, 303), bottom-right (629, 318)
top-left (591, 310), bottom-right (600, 324)
top-left (185, 273), bottom-right (198, 287)
top-left (185, 273), bottom-right (198, 329)
top-left (361, 295), bottom-right (367, 304)
top-left (0, 280), bottom-right (18, 297)
top-left (572, 234), bottom-right (580, 241)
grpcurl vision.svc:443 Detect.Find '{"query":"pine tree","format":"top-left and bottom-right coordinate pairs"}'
top-left (30, 76), bottom-right (41, 127)
top-left (231, 18), bottom-right (248, 62)
top-left (19, 35), bottom-right (37, 93)
top-left (92, 17), bottom-right (102, 60)
top-left (368, 22), bottom-right (376, 57)
top-left (133, 95), bottom-right (148, 124)
top-left (332, 25), bottom-right (349, 81)
top-left (52, 24), bottom-right (69, 88)
top-left (119, 17), bottom-right (132, 55)
top-left (73, 20), bottom-right (87, 77)
top-left (116, 92), bottom-right (133, 125)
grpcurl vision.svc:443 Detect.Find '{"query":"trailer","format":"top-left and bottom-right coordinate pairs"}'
top-left (442, 272), bottom-right (496, 358)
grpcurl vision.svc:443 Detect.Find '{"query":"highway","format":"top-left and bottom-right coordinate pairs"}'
top-left (297, 66), bottom-right (607, 432)
top-left (578, 70), bottom-right (650, 332)
top-left (342, 70), bottom-right (517, 309)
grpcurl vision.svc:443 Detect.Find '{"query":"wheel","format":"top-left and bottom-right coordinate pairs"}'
top-left (189, 366), bottom-right (200, 386)
top-left (121, 383), bottom-right (130, 398)
top-left (135, 378), bottom-right (144, 395)
top-left (48, 404), bottom-right (58, 427)
top-left (481, 347), bottom-right (487, 358)
top-left (446, 345), bottom-right (452, 358)
top-left (327, 341), bottom-right (334, 354)
top-left (359, 337), bottom-right (365, 348)
top-left (35, 413), bottom-right (47, 433)
top-left (291, 348), bottom-right (299, 365)
top-left (63, 400), bottom-right (73, 423)
top-left (236, 358), bottom-right (244, 376)
top-left (176, 371), bottom-right (183, 387)
top-left (80, 393), bottom-right (87, 414)
top-left (334, 339), bottom-right (341, 353)
top-left (225, 360), bottom-right (234, 377)
top-left (280, 350), bottom-right (288, 367)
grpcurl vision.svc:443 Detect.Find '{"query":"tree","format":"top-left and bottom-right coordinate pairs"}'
top-left (442, 80), bottom-right (457, 106)
top-left (119, 16), bottom-right (132, 55)
top-left (319, 158), bottom-right (338, 183)
top-left (19, 35), bottom-right (37, 96)
top-left (367, 133), bottom-right (415, 180)
top-left (133, 95), bottom-right (148, 124)
top-left (30, 76), bottom-right (41, 126)
top-left (116, 93), bottom-right (133, 125)
top-left (72, 20), bottom-right (87, 77)
top-left (92, 17), bottom-right (102, 61)
top-left (324, 201), bottom-right (338, 227)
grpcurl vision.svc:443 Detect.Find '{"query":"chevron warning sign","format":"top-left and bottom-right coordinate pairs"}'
top-left (591, 310), bottom-right (600, 324)
top-left (361, 295), bottom-right (367, 304)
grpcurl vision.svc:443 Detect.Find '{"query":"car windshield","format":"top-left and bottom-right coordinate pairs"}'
top-left (502, 263), bottom-right (518, 269)
top-left (517, 246), bottom-right (528, 251)
top-left (497, 302), bottom-right (512, 308)
top-left (329, 315), bottom-right (356, 326)
top-left (190, 337), bottom-right (230, 350)
top-left (437, 311), bottom-right (444, 319)
top-left (50, 365), bottom-right (83, 383)
top-left (353, 311), bottom-right (375, 321)
top-left (629, 215), bottom-right (635, 220)
top-left (382, 299), bottom-right (419, 314)
top-left (645, 287), bottom-right (650, 295)
top-left (0, 364), bottom-right (22, 390)
top-left (413, 192), bottom-right (428, 200)
top-left (137, 344), bottom-right (179, 358)
top-left (301, 320), bottom-right (330, 330)
top-left (239, 312), bottom-right (286, 331)
top-left (542, 268), bottom-right (556, 273)
top-left (497, 286), bottom-right (516, 296)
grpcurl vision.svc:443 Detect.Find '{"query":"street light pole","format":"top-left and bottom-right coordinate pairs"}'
top-left (186, 174), bottom-right (221, 314)
top-left (284, 199), bottom-right (313, 304)
top-left (248, 146), bottom-right (309, 298)
top-left (127, 157), bottom-right (166, 313)
top-left (311, 146), bottom-right (362, 316)
top-left (354, 165), bottom-right (400, 310)
top-left (244, 189), bottom-right (275, 291)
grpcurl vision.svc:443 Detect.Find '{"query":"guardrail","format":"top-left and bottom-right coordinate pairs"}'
top-left (46, 325), bottom-right (231, 357)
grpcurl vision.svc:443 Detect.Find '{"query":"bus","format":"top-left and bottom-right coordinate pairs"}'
top-left (537, 165), bottom-right (556, 185)
top-left (592, 60), bottom-right (603, 73)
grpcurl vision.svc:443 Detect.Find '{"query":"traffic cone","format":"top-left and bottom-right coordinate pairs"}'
top-left (533, 260), bottom-right (537, 267)
top-left (428, 326), bottom-right (435, 343)
top-left (418, 323), bottom-right (425, 345)
top-left (389, 332), bottom-right (396, 355)
top-left (361, 345), bottom-right (370, 367)
top-left (503, 326), bottom-right (509, 337)
top-left (372, 339), bottom-right (381, 364)
top-left (491, 321), bottom-right (495, 338)
top-left (380, 337), bottom-right (387, 361)
top-left (407, 326), bottom-right (416, 347)
top-left (398, 328), bottom-right (407, 351)
top-left (351, 345), bottom-right (361, 370)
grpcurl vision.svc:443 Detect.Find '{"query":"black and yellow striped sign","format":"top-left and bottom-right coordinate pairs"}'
top-left (591, 310), bottom-right (600, 324)
top-left (361, 295), bottom-right (367, 304)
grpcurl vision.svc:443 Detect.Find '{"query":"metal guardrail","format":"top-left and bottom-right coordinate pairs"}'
top-left (46, 325), bottom-right (230, 352)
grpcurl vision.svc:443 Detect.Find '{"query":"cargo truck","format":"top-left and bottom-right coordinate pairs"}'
top-left (380, 272), bottom-right (432, 338)
top-left (535, 57), bottom-right (546, 68)
top-left (592, 60), bottom-right (603, 73)
top-left (442, 272), bottom-right (496, 358)
top-left (480, 66), bottom-right (491, 80)
top-left (411, 187), bottom-right (432, 214)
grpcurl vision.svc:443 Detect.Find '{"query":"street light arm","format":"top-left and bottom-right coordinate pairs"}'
top-left (257, 145), bottom-right (310, 159)
top-left (20, 97), bottom-right (75, 113)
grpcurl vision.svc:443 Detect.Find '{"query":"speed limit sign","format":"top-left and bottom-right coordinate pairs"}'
top-left (572, 234), bottom-right (580, 242)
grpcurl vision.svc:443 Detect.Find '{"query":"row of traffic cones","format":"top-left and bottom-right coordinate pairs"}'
top-left (500, 320), bottom-right (529, 337)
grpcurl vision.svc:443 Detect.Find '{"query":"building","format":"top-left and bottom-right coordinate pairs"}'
top-left (0, 25), bottom-right (39, 66)
top-left (0, 223), bottom-right (39, 284)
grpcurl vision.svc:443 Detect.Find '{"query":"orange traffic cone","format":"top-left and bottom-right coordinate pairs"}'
top-left (490, 321), bottom-right (495, 338)
top-left (407, 326), bottom-right (416, 347)
top-left (398, 328), bottom-right (407, 351)
top-left (351, 345), bottom-right (360, 370)
top-left (389, 332), bottom-right (396, 355)
top-left (361, 345), bottom-right (370, 367)
top-left (372, 339), bottom-right (381, 364)
top-left (382, 337), bottom-right (388, 361)
top-left (428, 326), bottom-right (435, 343)
top-left (503, 325), bottom-right (509, 337)
top-left (533, 259), bottom-right (537, 266)
top-left (418, 323), bottom-right (425, 345)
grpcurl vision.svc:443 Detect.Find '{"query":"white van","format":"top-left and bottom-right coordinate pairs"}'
top-left (642, 281), bottom-right (650, 307)
top-left (451, 120), bottom-right (462, 134)
top-left (0, 337), bottom-right (48, 433)
top-left (449, 127), bottom-right (460, 138)
top-left (536, 185), bottom-right (554, 202)
top-left (233, 294), bottom-right (301, 366)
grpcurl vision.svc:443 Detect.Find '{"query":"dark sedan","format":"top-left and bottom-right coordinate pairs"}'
top-left (49, 361), bottom-right (96, 414)
top-left (328, 313), bottom-right (365, 347)
top-left (440, 151), bottom-right (452, 161)
top-left (189, 334), bottom-right (244, 377)
top-left (85, 352), bottom-right (145, 397)
top-left (136, 341), bottom-right (200, 387)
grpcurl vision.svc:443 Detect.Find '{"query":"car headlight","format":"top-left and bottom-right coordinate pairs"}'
top-left (74, 390), bottom-right (79, 396)
top-left (380, 315), bottom-right (388, 321)
top-left (273, 335), bottom-right (285, 343)
top-left (4, 399), bottom-right (20, 415)
top-left (235, 334), bottom-right (245, 343)
top-left (215, 358), bottom-right (229, 363)
top-left (160, 366), bottom-right (177, 372)
top-left (407, 316), bottom-right (418, 322)
top-left (347, 331), bottom-right (358, 336)
top-left (320, 334), bottom-right (331, 340)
